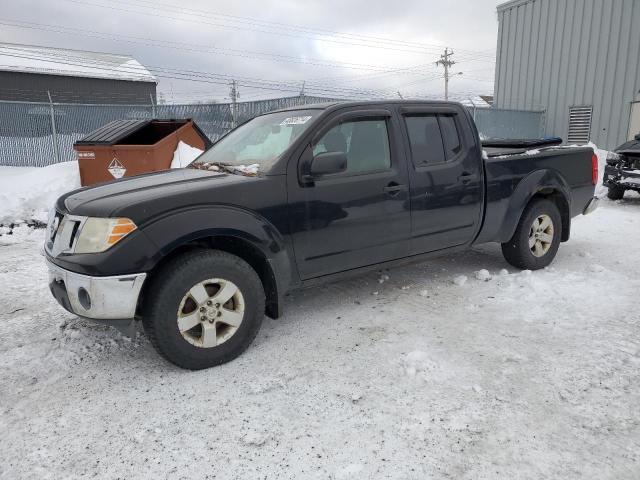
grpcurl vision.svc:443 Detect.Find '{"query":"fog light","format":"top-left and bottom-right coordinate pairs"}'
top-left (78, 287), bottom-right (92, 310)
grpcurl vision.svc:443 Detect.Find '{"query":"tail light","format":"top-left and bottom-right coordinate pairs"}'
top-left (591, 153), bottom-right (598, 185)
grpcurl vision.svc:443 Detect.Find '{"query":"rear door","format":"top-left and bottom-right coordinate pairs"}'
top-left (400, 105), bottom-right (483, 255)
top-left (287, 106), bottom-right (411, 280)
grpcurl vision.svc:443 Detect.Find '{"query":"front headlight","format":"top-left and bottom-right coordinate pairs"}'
top-left (74, 217), bottom-right (137, 253)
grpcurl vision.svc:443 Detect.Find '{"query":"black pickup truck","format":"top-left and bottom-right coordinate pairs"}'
top-left (45, 101), bottom-right (598, 369)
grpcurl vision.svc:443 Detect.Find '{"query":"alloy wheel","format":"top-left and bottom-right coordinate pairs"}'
top-left (176, 278), bottom-right (245, 348)
top-left (528, 214), bottom-right (554, 257)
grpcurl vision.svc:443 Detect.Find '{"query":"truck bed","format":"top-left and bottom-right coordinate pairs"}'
top-left (475, 146), bottom-right (595, 244)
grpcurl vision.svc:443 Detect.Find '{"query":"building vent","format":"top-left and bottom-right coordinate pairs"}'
top-left (567, 106), bottom-right (593, 144)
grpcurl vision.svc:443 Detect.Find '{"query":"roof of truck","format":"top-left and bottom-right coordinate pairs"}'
top-left (270, 99), bottom-right (462, 113)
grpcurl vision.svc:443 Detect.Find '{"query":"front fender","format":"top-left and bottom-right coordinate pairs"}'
top-left (141, 205), bottom-right (293, 293)
top-left (496, 169), bottom-right (571, 243)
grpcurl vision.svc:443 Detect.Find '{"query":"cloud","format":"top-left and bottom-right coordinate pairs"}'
top-left (2, 0), bottom-right (501, 102)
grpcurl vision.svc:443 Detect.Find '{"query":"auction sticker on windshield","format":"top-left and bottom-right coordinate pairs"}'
top-left (280, 116), bottom-right (312, 126)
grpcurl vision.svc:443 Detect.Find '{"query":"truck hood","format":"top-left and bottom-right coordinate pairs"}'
top-left (59, 168), bottom-right (256, 219)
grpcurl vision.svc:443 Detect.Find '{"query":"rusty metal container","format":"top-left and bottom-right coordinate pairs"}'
top-left (73, 119), bottom-right (211, 186)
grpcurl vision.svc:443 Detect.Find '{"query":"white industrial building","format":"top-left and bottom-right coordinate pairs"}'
top-left (493, 0), bottom-right (640, 149)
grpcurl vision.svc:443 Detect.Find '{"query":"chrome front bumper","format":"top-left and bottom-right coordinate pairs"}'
top-left (46, 257), bottom-right (146, 320)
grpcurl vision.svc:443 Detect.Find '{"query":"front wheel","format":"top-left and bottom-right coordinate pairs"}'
top-left (501, 199), bottom-right (562, 270)
top-left (142, 250), bottom-right (265, 370)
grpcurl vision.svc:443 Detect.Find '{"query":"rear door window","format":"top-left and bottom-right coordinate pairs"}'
top-left (404, 115), bottom-right (445, 166)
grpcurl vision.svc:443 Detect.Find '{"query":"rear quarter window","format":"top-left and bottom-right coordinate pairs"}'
top-left (439, 115), bottom-right (462, 160)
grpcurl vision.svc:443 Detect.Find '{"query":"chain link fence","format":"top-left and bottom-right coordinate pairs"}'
top-left (0, 97), bottom-right (546, 167)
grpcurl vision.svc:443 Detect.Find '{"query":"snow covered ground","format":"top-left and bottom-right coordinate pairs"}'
top-left (1, 195), bottom-right (639, 479)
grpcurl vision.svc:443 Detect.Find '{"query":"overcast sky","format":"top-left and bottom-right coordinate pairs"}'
top-left (2, 0), bottom-right (502, 103)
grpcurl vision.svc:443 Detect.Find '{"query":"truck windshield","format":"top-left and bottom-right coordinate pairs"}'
top-left (191, 109), bottom-right (321, 173)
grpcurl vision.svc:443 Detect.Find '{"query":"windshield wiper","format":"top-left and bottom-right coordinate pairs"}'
top-left (190, 161), bottom-right (259, 176)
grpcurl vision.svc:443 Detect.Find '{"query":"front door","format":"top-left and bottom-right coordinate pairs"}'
top-left (288, 108), bottom-right (411, 280)
top-left (400, 107), bottom-right (484, 255)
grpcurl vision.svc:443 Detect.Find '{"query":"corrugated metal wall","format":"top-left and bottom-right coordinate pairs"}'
top-left (494, 0), bottom-right (640, 149)
top-left (0, 71), bottom-right (157, 105)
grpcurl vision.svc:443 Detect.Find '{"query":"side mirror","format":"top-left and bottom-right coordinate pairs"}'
top-left (309, 151), bottom-right (347, 177)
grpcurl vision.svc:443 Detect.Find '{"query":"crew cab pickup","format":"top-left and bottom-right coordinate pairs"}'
top-left (45, 101), bottom-right (599, 369)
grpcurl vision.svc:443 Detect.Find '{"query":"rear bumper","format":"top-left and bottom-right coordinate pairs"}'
top-left (46, 257), bottom-right (146, 320)
top-left (583, 196), bottom-right (599, 215)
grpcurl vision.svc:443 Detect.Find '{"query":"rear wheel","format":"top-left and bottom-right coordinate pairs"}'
top-left (501, 199), bottom-right (562, 270)
top-left (142, 250), bottom-right (265, 370)
top-left (607, 184), bottom-right (625, 200)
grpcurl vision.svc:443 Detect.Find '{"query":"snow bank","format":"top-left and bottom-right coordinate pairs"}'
top-left (170, 141), bottom-right (204, 169)
top-left (0, 162), bottom-right (80, 225)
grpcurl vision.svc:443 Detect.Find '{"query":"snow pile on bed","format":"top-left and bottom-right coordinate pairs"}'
top-left (0, 161), bottom-right (80, 225)
top-left (170, 141), bottom-right (204, 169)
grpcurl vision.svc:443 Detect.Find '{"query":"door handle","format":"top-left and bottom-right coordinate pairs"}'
top-left (459, 172), bottom-right (478, 184)
top-left (383, 182), bottom-right (406, 196)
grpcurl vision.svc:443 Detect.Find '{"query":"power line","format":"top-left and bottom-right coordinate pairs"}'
top-left (0, 48), bottom-right (492, 104)
top-left (0, 47), bottom-right (492, 103)
top-left (117, 0), bottom-right (497, 59)
top-left (0, 19), bottom-right (427, 73)
top-left (0, 48), bottom-right (390, 98)
top-left (61, 0), bottom-right (496, 62)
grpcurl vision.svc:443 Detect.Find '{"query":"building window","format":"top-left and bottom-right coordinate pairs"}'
top-left (567, 106), bottom-right (593, 144)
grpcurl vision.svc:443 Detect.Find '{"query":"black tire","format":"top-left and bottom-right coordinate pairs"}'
top-left (501, 199), bottom-right (562, 270)
top-left (142, 249), bottom-right (265, 370)
top-left (607, 185), bottom-right (625, 200)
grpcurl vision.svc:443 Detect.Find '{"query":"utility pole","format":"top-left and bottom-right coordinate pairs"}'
top-left (229, 80), bottom-right (240, 128)
top-left (435, 48), bottom-right (455, 101)
top-left (149, 92), bottom-right (156, 118)
top-left (299, 81), bottom-right (306, 99)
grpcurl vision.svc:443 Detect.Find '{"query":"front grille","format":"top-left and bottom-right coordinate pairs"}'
top-left (46, 213), bottom-right (85, 256)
